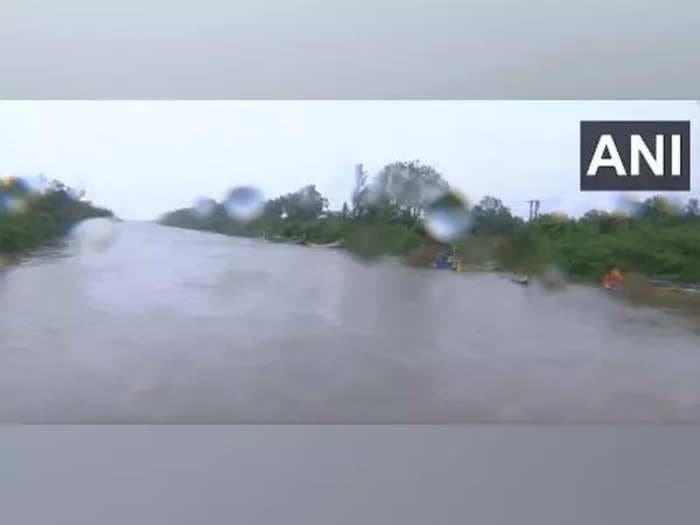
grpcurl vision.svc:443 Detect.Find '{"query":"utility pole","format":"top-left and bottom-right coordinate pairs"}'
top-left (527, 199), bottom-right (541, 221)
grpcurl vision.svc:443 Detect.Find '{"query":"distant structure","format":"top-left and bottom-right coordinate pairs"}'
top-left (527, 199), bottom-right (541, 221)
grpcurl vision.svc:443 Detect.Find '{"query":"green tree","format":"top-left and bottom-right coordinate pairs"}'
top-left (0, 176), bottom-right (113, 256)
top-left (281, 185), bottom-right (328, 220)
top-left (640, 196), bottom-right (679, 221)
top-left (471, 196), bottom-right (516, 235)
top-left (375, 160), bottom-right (449, 221)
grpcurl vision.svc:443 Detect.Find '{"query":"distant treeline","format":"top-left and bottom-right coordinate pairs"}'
top-left (0, 176), bottom-right (113, 257)
top-left (158, 160), bottom-right (700, 282)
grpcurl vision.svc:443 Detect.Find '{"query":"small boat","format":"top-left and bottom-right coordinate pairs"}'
top-left (511, 274), bottom-right (529, 285)
top-left (433, 252), bottom-right (464, 271)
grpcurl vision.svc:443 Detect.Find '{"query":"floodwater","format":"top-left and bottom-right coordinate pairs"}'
top-left (1, 221), bottom-right (699, 423)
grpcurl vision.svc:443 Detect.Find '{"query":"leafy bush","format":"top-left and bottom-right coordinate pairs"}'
top-left (0, 177), bottom-right (113, 256)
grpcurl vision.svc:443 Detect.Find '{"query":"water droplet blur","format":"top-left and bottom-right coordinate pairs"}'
top-left (191, 197), bottom-right (217, 219)
top-left (360, 175), bottom-right (386, 208)
top-left (223, 186), bottom-right (264, 222)
top-left (664, 194), bottom-right (685, 215)
top-left (614, 193), bottom-right (646, 218)
top-left (0, 195), bottom-right (28, 214)
top-left (424, 191), bottom-right (472, 243)
top-left (23, 174), bottom-right (50, 195)
top-left (70, 217), bottom-right (119, 253)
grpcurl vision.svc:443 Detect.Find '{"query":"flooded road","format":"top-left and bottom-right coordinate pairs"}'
top-left (1, 221), bottom-right (699, 423)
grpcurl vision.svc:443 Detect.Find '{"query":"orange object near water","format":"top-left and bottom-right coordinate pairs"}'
top-left (602, 268), bottom-right (624, 288)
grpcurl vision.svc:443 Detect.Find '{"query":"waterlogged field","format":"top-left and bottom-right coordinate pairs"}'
top-left (1, 221), bottom-right (700, 423)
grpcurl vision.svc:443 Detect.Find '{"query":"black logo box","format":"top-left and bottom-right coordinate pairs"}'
top-left (580, 121), bottom-right (690, 191)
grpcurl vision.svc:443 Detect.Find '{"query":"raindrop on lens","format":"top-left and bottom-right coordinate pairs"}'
top-left (223, 186), bottom-right (264, 222)
top-left (665, 194), bottom-right (685, 215)
top-left (424, 191), bottom-right (472, 243)
top-left (362, 176), bottom-right (388, 208)
top-left (70, 217), bottom-right (119, 253)
top-left (20, 174), bottom-right (50, 195)
top-left (614, 193), bottom-right (645, 218)
top-left (0, 195), bottom-right (28, 214)
top-left (191, 197), bottom-right (217, 219)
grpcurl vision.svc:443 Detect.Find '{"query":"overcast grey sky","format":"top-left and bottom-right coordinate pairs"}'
top-left (1, 101), bottom-right (698, 220)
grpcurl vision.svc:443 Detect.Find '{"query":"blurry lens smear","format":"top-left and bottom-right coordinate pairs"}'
top-left (0, 194), bottom-right (28, 214)
top-left (191, 197), bottom-right (217, 219)
top-left (0, 174), bottom-right (120, 256)
top-left (223, 186), bottom-right (265, 222)
top-left (614, 193), bottom-right (647, 218)
top-left (23, 173), bottom-right (51, 195)
top-left (70, 217), bottom-right (119, 254)
top-left (342, 162), bottom-right (477, 261)
top-left (0, 174), bottom-right (30, 214)
top-left (614, 192), bottom-right (685, 218)
top-left (424, 191), bottom-right (472, 243)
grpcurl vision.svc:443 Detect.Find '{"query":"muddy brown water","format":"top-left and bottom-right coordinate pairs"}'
top-left (1, 221), bottom-right (699, 423)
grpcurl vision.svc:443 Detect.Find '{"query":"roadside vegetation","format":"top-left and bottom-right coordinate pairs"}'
top-left (159, 160), bottom-right (700, 287)
top-left (0, 175), bottom-right (113, 261)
